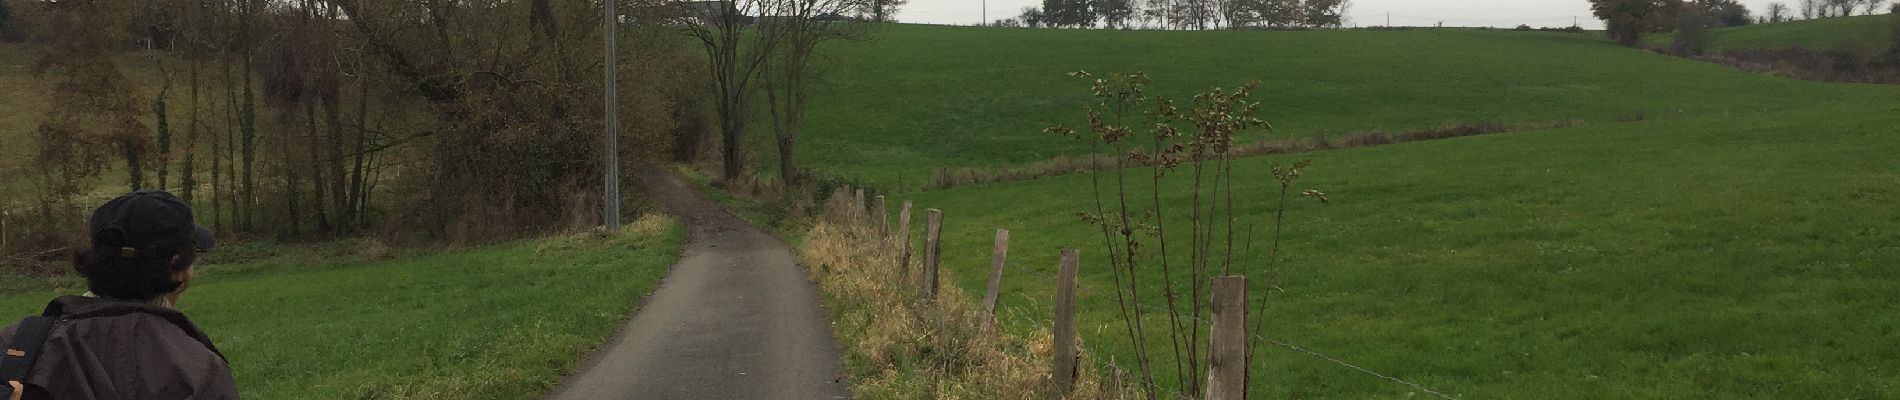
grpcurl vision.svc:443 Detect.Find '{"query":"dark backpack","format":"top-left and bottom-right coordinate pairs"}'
top-left (1, 297), bottom-right (225, 400)
top-left (1, 314), bottom-right (54, 400)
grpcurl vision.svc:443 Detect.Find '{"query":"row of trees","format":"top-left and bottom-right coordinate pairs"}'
top-left (1795, 0), bottom-right (1891, 19)
top-left (2, 0), bottom-right (877, 254)
top-left (1006, 0), bottom-right (1349, 30)
top-left (1593, 0), bottom-right (1893, 49)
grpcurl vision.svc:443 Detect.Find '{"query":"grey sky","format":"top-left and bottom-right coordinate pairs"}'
top-left (896, 0), bottom-right (1813, 29)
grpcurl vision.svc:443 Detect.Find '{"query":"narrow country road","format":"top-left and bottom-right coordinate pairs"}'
top-left (547, 170), bottom-right (850, 400)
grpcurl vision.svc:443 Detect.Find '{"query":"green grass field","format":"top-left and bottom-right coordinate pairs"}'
top-left (793, 24), bottom-right (1900, 187)
top-left (0, 217), bottom-right (684, 399)
top-left (1653, 14), bottom-right (1897, 53)
top-left (888, 103), bottom-right (1900, 398)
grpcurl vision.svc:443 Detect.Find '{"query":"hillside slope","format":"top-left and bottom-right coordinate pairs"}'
top-left (1653, 14), bottom-right (1896, 53)
top-left (798, 24), bottom-right (1900, 186)
top-left (890, 103), bottom-right (1900, 399)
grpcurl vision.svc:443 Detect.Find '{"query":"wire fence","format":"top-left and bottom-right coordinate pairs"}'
top-left (844, 192), bottom-right (1460, 399)
top-left (1125, 304), bottom-right (1462, 400)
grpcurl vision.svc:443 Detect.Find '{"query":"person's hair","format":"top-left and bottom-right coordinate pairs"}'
top-left (73, 244), bottom-right (197, 300)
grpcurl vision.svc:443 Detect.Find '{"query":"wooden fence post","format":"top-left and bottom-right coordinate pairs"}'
top-left (979, 229), bottom-right (1009, 333)
top-left (835, 186), bottom-right (853, 224)
top-left (1206, 276), bottom-right (1248, 400)
top-left (896, 201), bottom-right (914, 281)
top-left (1051, 249), bottom-right (1080, 399)
top-left (873, 195), bottom-right (889, 239)
top-left (922, 209), bottom-right (943, 299)
top-left (853, 188), bottom-right (866, 223)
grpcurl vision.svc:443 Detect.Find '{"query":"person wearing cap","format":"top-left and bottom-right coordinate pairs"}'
top-left (1, 191), bottom-right (237, 400)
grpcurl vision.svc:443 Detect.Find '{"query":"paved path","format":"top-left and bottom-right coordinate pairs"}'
top-left (547, 171), bottom-right (849, 400)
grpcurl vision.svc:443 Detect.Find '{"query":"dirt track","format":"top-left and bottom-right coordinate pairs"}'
top-left (546, 171), bottom-right (849, 400)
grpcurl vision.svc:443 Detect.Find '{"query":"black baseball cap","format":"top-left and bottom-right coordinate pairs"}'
top-left (89, 191), bottom-right (216, 260)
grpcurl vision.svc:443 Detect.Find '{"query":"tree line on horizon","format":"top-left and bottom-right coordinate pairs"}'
top-left (1594, 0), bottom-right (1893, 47)
top-left (1000, 0), bottom-right (1349, 29)
top-left (0, 0), bottom-right (891, 261)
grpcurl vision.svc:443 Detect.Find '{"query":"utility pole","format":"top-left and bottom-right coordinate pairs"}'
top-left (1386, 12), bottom-right (1391, 27)
top-left (982, 0), bottom-right (987, 26)
top-left (603, 0), bottom-right (621, 233)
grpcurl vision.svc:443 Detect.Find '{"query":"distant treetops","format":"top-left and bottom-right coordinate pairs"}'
top-left (1591, 0), bottom-right (1891, 48)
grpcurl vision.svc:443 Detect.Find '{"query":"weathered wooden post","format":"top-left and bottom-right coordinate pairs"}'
top-left (896, 201), bottom-right (914, 281)
top-left (1206, 276), bottom-right (1248, 400)
top-left (853, 188), bottom-right (866, 223)
top-left (835, 186), bottom-right (853, 223)
top-left (873, 195), bottom-right (889, 239)
top-left (922, 209), bottom-right (943, 299)
top-left (979, 229), bottom-right (1009, 333)
top-left (1051, 249), bottom-right (1080, 399)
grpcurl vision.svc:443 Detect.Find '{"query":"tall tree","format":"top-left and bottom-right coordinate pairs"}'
top-left (1303, 0), bottom-right (1348, 28)
top-left (1019, 6), bottom-right (1047, 27)
top-left (153, 69), bottom-right (173, 190)
top-left (1697, 0), bottom-right (1753, 27)
top-left (1264, 0), bottom-right (1302, 28)
top-left (31, 0), bottom-right (150, 211)
top-left (1170, 0), bottom-right (1211, 28)
top-left (679, 0), bottom-right (786, 181)
top-left (1044, 0), bottom-right (1096, 27)
top-left (1768, 2), bottom-right (1790, 22)
top-left (868, 0), bottom-right (909, 21)
top-left (1095, 0), bottom-right (1136, 28)
top-left (763, 0), bottom-right (862, 185)
top-left (1591, 0), bottom-right (1681, 47)
top-left (1673, 1), bottom-right (1715, 54)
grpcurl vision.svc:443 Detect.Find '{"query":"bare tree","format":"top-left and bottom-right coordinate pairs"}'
top-left (1768, 2), bottom-right (1790, 22)
top-left (762, 0), bottom-right (863, 184)
top-left (1829, 0), bottom-right (1865, 16)
top-left (1139, 0), bottom-right (1168, 28)
top-left (25, 0), bottom-right (148, 244)
top-left (677, 0), bottom-right (786, 181)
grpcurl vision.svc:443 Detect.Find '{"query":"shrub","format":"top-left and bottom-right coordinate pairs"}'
top-left (0, 0), bottom-right (14, 42)
top-left (1714, 46), bottom-right (1899, 83)
top-left (1673, 2), bottom-right (1715, 56)
top-left (1888, 4), bottom-right (1900, 65)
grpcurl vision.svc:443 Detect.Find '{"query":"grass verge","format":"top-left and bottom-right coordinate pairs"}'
top-left (798, 193), bottom-right (1138, 399)
top-left (0, 215), bottom-right (685, 399)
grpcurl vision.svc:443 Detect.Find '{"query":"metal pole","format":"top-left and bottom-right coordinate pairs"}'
top-left (603, 0), bottom-right (621, 233)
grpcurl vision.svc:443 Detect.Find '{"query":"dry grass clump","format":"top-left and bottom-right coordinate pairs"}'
top-left (800, 190), bottom-right (1141, 399)
top-left (533, 214), bottom-right (678, 256)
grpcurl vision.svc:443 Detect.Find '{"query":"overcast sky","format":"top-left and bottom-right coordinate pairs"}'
top-left (895, 0), bottom-right (1810, 29)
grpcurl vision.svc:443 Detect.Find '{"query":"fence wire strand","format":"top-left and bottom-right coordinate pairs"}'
top-left (1127, 305), bottom-right (1461, 400)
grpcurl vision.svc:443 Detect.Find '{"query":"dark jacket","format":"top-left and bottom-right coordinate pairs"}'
top-left (0, 296), bottom-right (237, 400)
